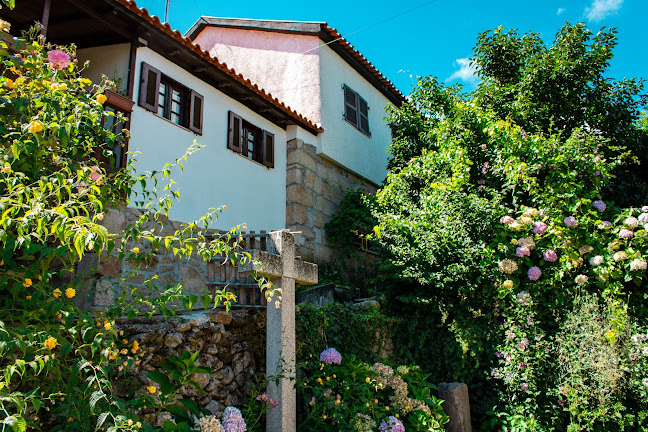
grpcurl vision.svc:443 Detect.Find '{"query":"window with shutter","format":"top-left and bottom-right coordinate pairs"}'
top-left (189, 90), bottom-right (204, 135)
top-left (343, 85), bottom-right (370, 136)
top-left (139, 62), bottom-right (161, 112)
top-left (139, 63), bottom-right (204, 135)
top-left (227, 111), bottom-right (274, 169)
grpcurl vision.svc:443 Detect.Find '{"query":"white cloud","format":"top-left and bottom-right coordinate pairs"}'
top-left (557, 7), bottom-right (565, 15)
top-left (445, 58), bottom-right (478, 84)
top-left (584, 0), bottom-right (623, 22)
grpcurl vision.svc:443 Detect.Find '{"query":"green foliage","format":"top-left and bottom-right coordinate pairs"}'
top-left (0, 34), bottom-right (273, 431)
top-left (325, 189), bottom-right (377, 249)
top-left (296, 354), bottom-right (448, 431)
top-left (296, 303), bottom-right (399, 364)
top-left (374, 21), bottom-right (648, 431)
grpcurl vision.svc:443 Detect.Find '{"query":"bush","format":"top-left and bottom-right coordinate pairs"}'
top-left (296, 349), bottom-right (448, 431)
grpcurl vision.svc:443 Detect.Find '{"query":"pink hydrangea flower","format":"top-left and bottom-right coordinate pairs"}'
top-left (320, 348), bottom-right (342, 365)
top-left (599, 221), bottom-right (613, 228)
top-left (516, 246), bottom-right (530, 257)
top-left (543, 249), bottom-right (558, 263)
top-left (222, 407), bottom-right (246, 432)
top-left (533, 221), bottom-right (547, 235)
top-left (528, 266), bottom-right (542, 281)
top-left (47, 49), bottom-right (70, 71)
top-left (639, 213), bottom-right (648, 224)
top-left (500, 216), bottom-right (515, 224)
top-left (620, 229), bottom-right (634, 238)
top-left (642, 206), bottom-right (648, 212)
top-left (564, 216), bottom-right (578, 228)
top-left (593, 200), bottom-right (606, 212)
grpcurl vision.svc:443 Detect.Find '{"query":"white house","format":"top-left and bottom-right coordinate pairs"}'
top-left (1, 1), bottom-right (405, 263)
top-left (187, 18), bottom-right (406, 261)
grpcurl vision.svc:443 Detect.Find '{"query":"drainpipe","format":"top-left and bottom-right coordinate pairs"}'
top-left (41, 0), bottom-right (51, 37)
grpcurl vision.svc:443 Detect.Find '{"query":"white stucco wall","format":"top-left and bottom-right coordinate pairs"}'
top-left (193, 28), bottom-right (322, 125)
top-left (128, 47), bottom-right (297, 231)
top-left (77, 43), bottom-right (131, 92)
top-left (318, 45), bottom-right (394, 186)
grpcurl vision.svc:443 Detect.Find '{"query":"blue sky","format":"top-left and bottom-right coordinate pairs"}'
top-left (135, 0), bottom-right (647, 96)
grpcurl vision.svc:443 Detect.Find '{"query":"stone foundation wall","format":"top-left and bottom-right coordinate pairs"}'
top-left (116, 309), bottom-right (266, 422)
top-left (286, 138), bottom-right (377, 263)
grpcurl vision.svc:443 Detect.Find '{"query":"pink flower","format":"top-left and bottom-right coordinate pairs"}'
top-left (516, 246), bottom-right (530, 257)
top-left (533, 221), bottom-right (547, 235)
top-left (89, 165), bottom-right (102, 182)
top-left (501, 216), bottom-right (515, 224)
top-left (528, 266), bottom-right (542, 281)
top-left (268, 398), bottom-right (279, 409)
top-left (593, 200), bottom-right (606, 212)
top-left (521, 383), bottom-right (529, 391)
top-left (564, 216), bottom-right (577, 228)
top-left (48, 49), bottom-right (70, 71)
top-left (481, 144), bottom-right (487, 150)
top-left (619, 229), bottom-right (634, 238)
top-left (543, 249), bottom-right (558, 263)
top-left (309, 397), bottom-right (315, 406)
top-left (320, 348), bottom-right (341, 365)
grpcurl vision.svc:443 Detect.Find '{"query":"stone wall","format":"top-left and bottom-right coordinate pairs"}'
top-left (115, 309), bottom-right (266, 422)
top-left (286, 138), bottom-right (377, 263)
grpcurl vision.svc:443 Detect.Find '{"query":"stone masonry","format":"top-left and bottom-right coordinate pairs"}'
top-left (286, 138), bottom-right (376, 263)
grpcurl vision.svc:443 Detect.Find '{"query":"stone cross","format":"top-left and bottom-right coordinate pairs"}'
top-left (241, 230), bottom-right (318, 432)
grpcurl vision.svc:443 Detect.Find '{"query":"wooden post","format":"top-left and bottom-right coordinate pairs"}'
top-left (41, 0), bottom-right (51, 37)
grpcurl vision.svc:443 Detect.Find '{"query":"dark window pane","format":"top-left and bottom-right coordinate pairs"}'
top-left (345, 105), bottom-right (357, 125)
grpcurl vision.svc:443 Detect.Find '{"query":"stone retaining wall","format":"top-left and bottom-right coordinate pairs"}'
top-left (115, 309), bottom-right (266, 422)
top-left (286, 138), bottom-right (377, 263)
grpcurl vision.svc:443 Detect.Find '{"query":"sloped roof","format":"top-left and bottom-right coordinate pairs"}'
top-left (185, 17), bottom-right (407, 107)
top-left (112, 0), bottom-right (323, 133)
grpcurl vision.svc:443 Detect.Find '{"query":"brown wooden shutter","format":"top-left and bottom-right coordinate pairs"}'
top-left (189, 90), bottom-right (204, 135)
top-left (358, 95), bottom-right (369, 135)
top-left (262, 131), bottom-right (274, 168)
top-left (343, 85), bottom-right (358, 126)
top-left (227, 111), bottom-right (243, 153)
top-left (138, 62), bottom-right (161, 113)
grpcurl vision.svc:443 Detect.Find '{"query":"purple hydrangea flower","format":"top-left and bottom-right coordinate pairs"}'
top-left (593, 200), bottom-right (606, 212)
top-left (619, 229), bottom-right (634, 238)
top-left (564, 216), bottom-right (578, 228)
top-left (516, 246), bottom-right (530, 257)
top-left (528, 266), bottom-right (542, 281)
top-left (222, 407), bottom-right (247, 432)
top-left (319, 348), bottom-right (342, 365)
top-left (543, 249), bottom-right (558, 262)
top-left (379, 416), bottom-right (405, 432)
top-left (533, 221), bottom-right (547, 235)
top-left (639, 213), bottom-right (648, 224)
top-left (599, 221), bottom-right (613, 228)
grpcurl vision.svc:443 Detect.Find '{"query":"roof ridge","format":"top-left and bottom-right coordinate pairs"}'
top-left (114, 0), bottom-right (323, 133)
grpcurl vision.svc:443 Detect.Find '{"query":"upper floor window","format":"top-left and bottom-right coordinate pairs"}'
top-left (343, 85), bottom-right (370, 136)
top-left (138, 62), bottom-right (203, 135)
top-left (227, 111), bottom-right (274, 168)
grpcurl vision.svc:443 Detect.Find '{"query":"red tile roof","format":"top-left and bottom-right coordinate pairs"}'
top-left (114, 0), bottom-right (323, 133)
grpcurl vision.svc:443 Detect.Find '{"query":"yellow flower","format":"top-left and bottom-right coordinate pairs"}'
top-left (96, 213), bottom-right (104, 221)
top-left (26, 295), bottom-right (32, 300)
top-left (366, 403), bottom-right (370, 407)
top-left (120, 349), bottom-right (128, 355)
top-left (65, 288), bottom-right (76, 298)
top-left (395, 414), bottom-right (399, 418)
top-left (55, 312), bottom-right (62, 320)
top-left (131, 340), bottom-right (139, 353)
top-left (104, 322), bottom-right (112, 330)
top-left (322, 415), bottom-right (327, 420)
top-left (317, 378), bottom-right (323, 385)
top-left (5, 79), bottom-right (13, 89)
top-left (132, 247), bottom-right (139, 254)
top-left (96, 94), bottom-right (107, 104)
top-left (44, 336), bottom-right (57, 350)
top-left (81, 78), bottom-right (92, 86)
top-left (146, 386), bottom-right (157, 394)
top-left (23, 278), bottom-right (32, 287)
top-left (122, 339), bottom-right (128, 344)
top-left (53, 288), bottom-right (62, 298)
top-left (326, 376), bottom-right (330, 381)
top-left (374, 399), bottom-right (378, 404)
top-left (332, 374), bottom-right (336, 378)
top-left (27, 122), bottom-right (43, 133)
top-left (385, 406), bottom-right (390, 411)
top-left (335, 399), bottom-right (340, 405)
top-left (365, 377), bottom-right (371, 383)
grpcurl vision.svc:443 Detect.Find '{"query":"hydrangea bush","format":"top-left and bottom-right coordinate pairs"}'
top-left (296, 348), bottom-right (448, 431)
top-left (373, 71), bottom-right (648, 429)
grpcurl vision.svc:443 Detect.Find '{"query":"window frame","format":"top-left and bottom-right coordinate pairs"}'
top-left (138, 62), bottom-right (203, 135)
top-left (343, 84), bottom-right (370, 136)
top-left (227, 111), bottom-right (274, 169)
